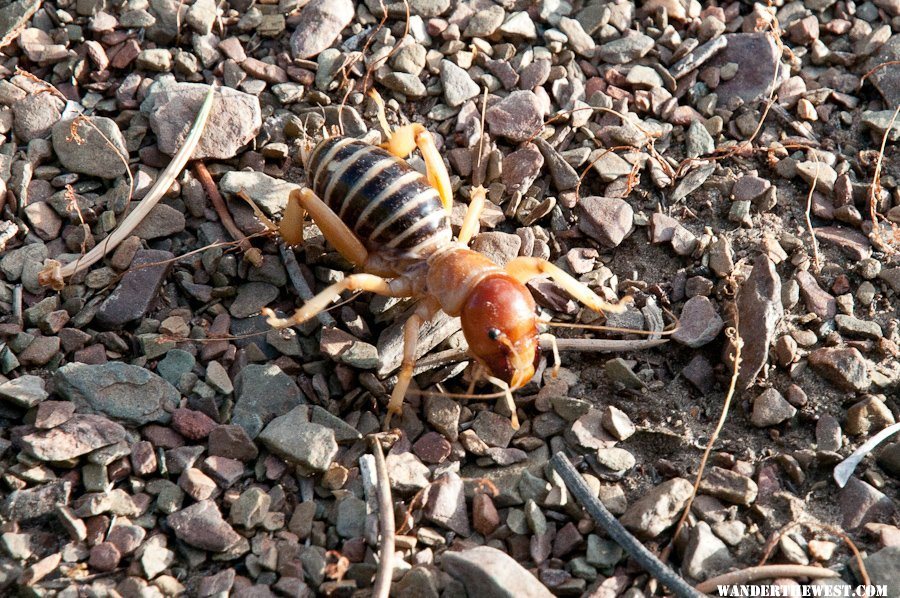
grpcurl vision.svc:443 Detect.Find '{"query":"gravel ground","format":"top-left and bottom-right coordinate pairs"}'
top-left (0, 0), bottom-right (899, 596)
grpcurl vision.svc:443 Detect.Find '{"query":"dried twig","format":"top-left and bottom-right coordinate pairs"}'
top-left (278, 244), bottom-right (337, 327)
top-left (756, 521), bottom-right (870, 588)
top-left (867, 104), bottom-right (900, 253)
top-left (39, 85), bottom-right (217, 288)
top-left (368, 435), bottom-right (395, 598)
top-left (550, 452), bottom-right (703, 598)
top-left (659, 285), bottom-right (742, 570)
top-left (193, 162), bottom-right (263, 267)
top-left (804, 153), bottom-right (822, 273)
top-left (695, 565), bottom-right (840, 594)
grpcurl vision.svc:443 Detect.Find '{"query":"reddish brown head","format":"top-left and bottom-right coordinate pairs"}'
top-left (460, 274), bottom-right (541, 389)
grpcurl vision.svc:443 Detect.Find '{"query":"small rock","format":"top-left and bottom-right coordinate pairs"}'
top-left (685, 120), bottom-right (715, 158)
top-left (55, 362), bottom-right (178, 426)
top-left (209, 425), bottom-right (259, 461)
top-left (167, 500), bottom-right (242, 551)
top-left (711, 33), bottom-right (786, 106)
top-left (577, 196), bottom-right (633, 248)
top-left (13, 92), bottom-right (64, 141)
top-left (795, 271), bottom-right (836, 318)
top-left (472, 493), bottom-right (500, 536)
top-left (698, 467), bottom-right (758, 505)
top-left (19, 414), bottom-right (126, 461)
top-left (839, 478), bottom-right (896, 530)
top-left (441, 60), bottom-right (479, 107)
top-left (232, 364), bottom-right (304, 439)
top-left (142, 82), bottom-right (261, 160)
top-left (485, 91), bottom-right (544, 143)
top-left (471, 411), bottom-right (516, 448)
top-left (808, 348), bottom-right (871, 392)
top-left (620, 478), bottom-right (693, 538)
top-left (290, 0), bottom-right (354, 59)
top-left (424, 473), bottom-right (469, 536)
top-left (52, 117), bottom-right (128, 179)
top-left (442, 546), bottom-right (554, 598)
top-left (257, 406), bottom-right (337, 472)
top-left (672, 296), bottom-right (724, 348)
top-left (751, 388), bottom-right (797, 427)
top-left (34, 401), bottom-right (76, 429)
top-left (0, 375), bottom-right (48, 408)
top-left (230, 487), bottom-right (271, 528)
top-left (845, 397), bottom-right (895, 436)
top-left (682, 521), bottom-right (734, 581)
top-left (735, 258), bottom-right (782, 389)
top-left (94, 249), bottom-right (174, 329)
top-left (597, 33), bottom-right (654, 63)
top-left (601, 406), bottom-right (635, 441)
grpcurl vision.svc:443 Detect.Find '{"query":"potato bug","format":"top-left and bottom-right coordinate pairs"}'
top-left (263, 91), bottom-right (629, 429)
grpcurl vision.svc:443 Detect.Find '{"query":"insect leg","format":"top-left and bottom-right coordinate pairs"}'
top-left (505, 257), bottom-right (629, 314)
top-left (288, 188), bottom-right (369, 267)
top-left (458, 185), bottom-right (486, 245)
top-left (386, 297), bottom-right (440, 428)
top-left (413, 129), bottom-right (453, 213)
top-left (263, 273), bottom-right (414, 329)
top-left (369, 89), bottom-right (453, 213)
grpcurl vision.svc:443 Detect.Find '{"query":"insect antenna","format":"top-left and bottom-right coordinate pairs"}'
top-left (543, 319), bottom-right (680, 337)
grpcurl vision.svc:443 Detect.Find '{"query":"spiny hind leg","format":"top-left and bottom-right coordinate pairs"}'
top-left (284, 188), bottom-right (369, 267)
top-left (369, 89), bottom-right (453, 213)
top-left (386, 298), bottom-right (440, 429)
top-left (505, 257), bottom-right (629, 314)
top-left (263, 273), bottom-right (413, 329)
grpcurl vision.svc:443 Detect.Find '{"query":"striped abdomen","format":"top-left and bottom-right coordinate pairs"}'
top-left (306, 136), bottom-right (452, 260)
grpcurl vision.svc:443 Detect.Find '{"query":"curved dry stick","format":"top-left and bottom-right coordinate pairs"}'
top-left (695, 565), bottom-right (840, 594)
top-left (867, 105), bottom-right (900, 253)
top-left (662, 287), bottom-right (742, 567)
top-left (368, 435), bottom-right (395, 598)
top-left (756, 521), bottom-right (870, 588)
top-left (42, 85), bottom-right (216, 286)
top-left (551, 452), bottom-right (703, 598)
top-left (193, 161), bottom-right (263, 267)
top-left (804, 153), bottom-right (822, 273)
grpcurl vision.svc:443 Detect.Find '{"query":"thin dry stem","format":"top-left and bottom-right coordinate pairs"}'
top-left (695, 565), bottom-right (840, 594)
top-left (368, 435), bottom-right (394, 598)
top-left (804, 153), bottom-right (822, 273)
top-left (756, 521), bottom-right (870, 588)
top-left (665, 287), bottom-right (743, 557)
top-left (867, 104), bottom-right (900, 253)
top-left (40, 85), bottom-right (216, 288)
top-left (194, 162), bottom-right (263, 267)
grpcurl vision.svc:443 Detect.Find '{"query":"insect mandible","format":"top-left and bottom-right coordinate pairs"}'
top-left (261, 90), bottom-right (629, 429)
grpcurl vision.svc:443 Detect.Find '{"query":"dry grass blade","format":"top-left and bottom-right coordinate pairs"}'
top-left (804, 153), bottom-right (822, 273)
top-left (368, 435), bottom-right (395, 598)
top-left (867, 104), bottom-right (900, 253)
top-left (756, 521), bottom-right (871, 588)
top-left (663, 284), bottom-right (742, 562)
top-left (834, 421), bottom-right (900, 488)
top-left (39, 85), bottom-right (217, 288)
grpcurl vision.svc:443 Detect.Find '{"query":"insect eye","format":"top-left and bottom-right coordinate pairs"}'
top-left (487, 328), bottom-right (501, 340)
